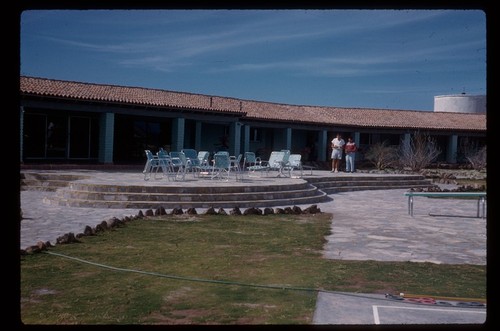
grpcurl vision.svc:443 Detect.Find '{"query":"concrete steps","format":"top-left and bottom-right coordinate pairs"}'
top-left (48, 181), bottom-right (332, 209)
top-left (20, 171), bottom-right (436, 209)
top-left (20, 172), bottom-right (89, 191)
top-left (306, 175), bottom-right (434, 194)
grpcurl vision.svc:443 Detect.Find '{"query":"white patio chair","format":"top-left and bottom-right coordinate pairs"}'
top-left (262, 151), bottom-right (287, 177)
top-left (197, 151), bottom-right (210, 167)
top-left (143, 149), bottom-right (161, 180)
top-left (283, 154), bottom-right (303, 178)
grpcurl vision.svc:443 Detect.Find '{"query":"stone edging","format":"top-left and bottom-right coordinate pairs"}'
top-left (20, 204), bottom-right (322, 255)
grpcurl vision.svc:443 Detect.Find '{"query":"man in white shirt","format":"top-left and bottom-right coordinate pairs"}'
top-left (331, 133), bottom-right (345, 173)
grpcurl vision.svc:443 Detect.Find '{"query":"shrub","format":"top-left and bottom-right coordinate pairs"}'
top-left (364, 141), bottom-right (398, 170)
top-left (397, 132), bottom-right (441, 171)
top-left (459, 138), bottom-right (487, 171)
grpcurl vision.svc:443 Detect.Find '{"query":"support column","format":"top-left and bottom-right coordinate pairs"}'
top-left (285, 127), bottom-right (292, 151)
top-left (447, 134), bottom-right (458, 164)
top-left (243, 125), bottom-right (250, 154)
top-left (172, 117), bottom-right (185, 151)
top-left (402, 133), bottom-right (411, 150)
top-left (99, 112), bottom-right (114, 164)
top-left (318, 130), bottom-right (327, 161)
top-left (229, 122), bottom-right (242, 156)
top-left (353, 132), bottom-right (361, 146)
top-left (195, 121), bottom-right (202, 151)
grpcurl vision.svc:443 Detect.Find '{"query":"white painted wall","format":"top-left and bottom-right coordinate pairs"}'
top-left (434, 94), bottom-right (486, 114)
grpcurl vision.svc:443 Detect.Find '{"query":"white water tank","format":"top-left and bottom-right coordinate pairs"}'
top-left (434, 94), bottom-right (486, 113)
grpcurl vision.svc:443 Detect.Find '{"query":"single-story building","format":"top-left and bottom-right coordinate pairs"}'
top-left (19, 76), bottom-right (486, 166)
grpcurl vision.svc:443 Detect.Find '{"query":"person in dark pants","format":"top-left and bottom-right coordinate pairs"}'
top-left (345, 137), bottom-right (358, 173)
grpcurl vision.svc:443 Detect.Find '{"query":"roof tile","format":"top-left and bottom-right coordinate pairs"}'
top-left (20, 76), bottom-right (486, 131)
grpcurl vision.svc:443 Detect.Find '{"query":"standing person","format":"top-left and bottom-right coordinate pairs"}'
top-left (345, 137), bottom-right (358, 173)
top-left (330, 133), bottom-right (345, 173)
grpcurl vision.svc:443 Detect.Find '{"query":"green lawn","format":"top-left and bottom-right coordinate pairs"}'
top-left (20, 213), bottom-right (486, 325)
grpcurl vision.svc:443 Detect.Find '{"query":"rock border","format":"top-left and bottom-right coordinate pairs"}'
top-left (20, 204), bottom-right (322, 255)
top-left (408, 184), bottom-right (486, 193)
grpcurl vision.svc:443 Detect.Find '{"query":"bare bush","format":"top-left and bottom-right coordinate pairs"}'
top-left (364, 141), bottom-right (398, 170)
top-left (398, 131), bottom-right (441, 171)
top-left (459, 138), bottom-right (487, 171)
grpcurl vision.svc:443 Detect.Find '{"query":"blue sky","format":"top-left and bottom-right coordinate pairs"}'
top-left (20, 9), bottom-right (486, 111)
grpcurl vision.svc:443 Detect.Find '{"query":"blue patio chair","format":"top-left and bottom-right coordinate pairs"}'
top-left (244, 152), bottom-right (266, 177)
top-left (230, 153), bottom-right (243, 180)
top-left (181, 149), bottom-right (202, 176)
top-left (281, 150), bottom-right (291, 166)
top-left (243, 152), bottom-right (261, 170)
top-left (181, 149), bottom-right (199, 166)
top-left (169, 151), bottom-right (189, 181)
top-left (157, 148), bottom-right (177, 181)
top-left (211, 152), bottom-right (231, 180)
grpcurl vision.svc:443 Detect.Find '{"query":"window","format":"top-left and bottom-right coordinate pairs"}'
top-left (250, 128), bottom-right (262, 142)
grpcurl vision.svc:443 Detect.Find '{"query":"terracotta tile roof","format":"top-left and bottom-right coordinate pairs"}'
top-left (241, 102), bottom-right (486, 131)
top-left (20, 76), bottom-right (244, 115)
top-left (20, 76), bottom-right (486, 132)
top-left (331, 107), bottom-right (482, 130)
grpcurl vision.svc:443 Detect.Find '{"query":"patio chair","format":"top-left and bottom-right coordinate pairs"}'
top-left (156, 148), bottom-right (177, 181)
top-left (283, 153), bottom-right (303, 178)
top-left (216, 151), bottom-right (230, 157)
top-left (181, 148), bottom-right (198, 165)
top-left (143, 149), bottom-right (162, 180)
top-left (181, 149), bottom-right (202, 175)
top-left (211, 152), bottom-right (231, 180)
top-left (169, 151), bottom-right (189, 181)
top-left (244, 152), bottom-right (268, 177)
top-left (243, 152), bottom-right (261, 171)
top-left (281, 149), bottom-right (291, 166)
top-left (230, 154), bottom-right (243, 181)
top-left (262, 151), bottom-right (287, 177)
top-left (197, 152), bottom-right (214, 178)
top-left (197, 151), bottom-right (210, 167)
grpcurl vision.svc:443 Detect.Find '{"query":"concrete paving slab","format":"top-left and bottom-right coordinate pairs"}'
top-left (19, 169), bottom-right (488, 325)
top-left (313, 291), bottom-right (486, 325)
top-left (319, 189), bottom-right (486, 265)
